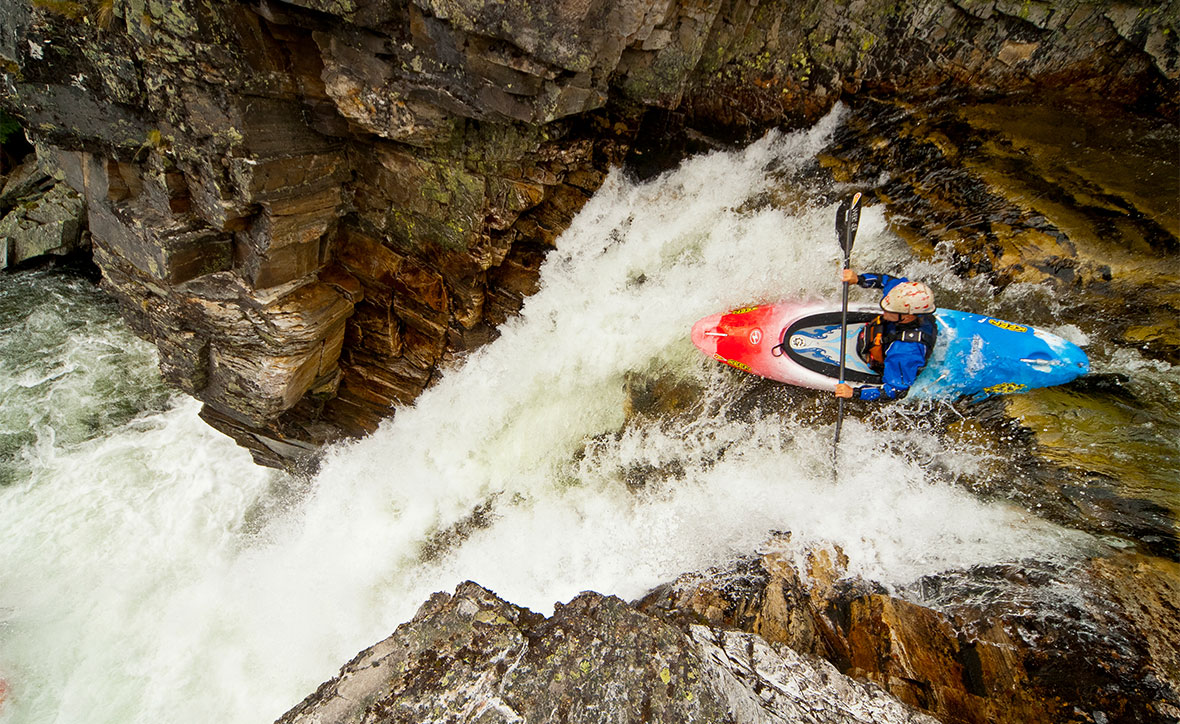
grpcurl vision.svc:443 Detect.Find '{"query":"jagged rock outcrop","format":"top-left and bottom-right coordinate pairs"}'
top-left (277, 580), bottom-right (939, 724)
top-left (1, 0), bottom-right (1176, 466)
top-left (0, 151), bottom-right (87, 269)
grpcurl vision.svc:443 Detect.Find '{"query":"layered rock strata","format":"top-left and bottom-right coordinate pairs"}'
top-left (2, 0), bottom-right (1176, 465)
top-left (638, 537), bottom-right (1180, 724)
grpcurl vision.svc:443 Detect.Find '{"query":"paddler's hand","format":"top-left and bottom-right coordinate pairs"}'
top-left (841, 269), bottom-right (858, 284)
top-left (835, 383), bottom-right (855, 399)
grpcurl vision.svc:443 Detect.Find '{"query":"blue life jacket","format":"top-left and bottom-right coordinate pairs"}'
top-left (851, 272), bottom-right (938, 401)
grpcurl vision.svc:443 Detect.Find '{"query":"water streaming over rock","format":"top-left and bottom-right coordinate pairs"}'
top-left (0, 106), bottom-right (1175, 723)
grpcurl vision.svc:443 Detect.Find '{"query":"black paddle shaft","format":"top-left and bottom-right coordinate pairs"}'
top-left (834, 192), bottom-right (863, 446)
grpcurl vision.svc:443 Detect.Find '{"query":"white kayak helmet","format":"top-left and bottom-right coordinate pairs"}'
top-left (881, 281), bottom-right (936, 314)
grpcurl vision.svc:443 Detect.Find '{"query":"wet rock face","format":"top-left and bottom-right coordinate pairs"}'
top-left (821, 96), bottom-right (1179, 563)
top-left (637, 536), bottom-right (1180, 724)
top-left (277, 580), bottom-right (938, 724)
top-left (1, 0), bottom-right (1176, 466)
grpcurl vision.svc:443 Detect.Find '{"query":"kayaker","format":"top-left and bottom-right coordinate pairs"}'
top-left (834, 270), bottom-right (937, 401)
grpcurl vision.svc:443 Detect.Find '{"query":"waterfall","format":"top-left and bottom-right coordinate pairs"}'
top-left (0, 108), bottom-right (1093, 724)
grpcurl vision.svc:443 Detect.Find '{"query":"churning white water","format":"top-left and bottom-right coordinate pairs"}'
top-left (0, 108), bottom-right (1091, 723)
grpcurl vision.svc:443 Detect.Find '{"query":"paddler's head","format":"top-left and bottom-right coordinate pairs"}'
top-left (881, 281), bottom-right (935, 318)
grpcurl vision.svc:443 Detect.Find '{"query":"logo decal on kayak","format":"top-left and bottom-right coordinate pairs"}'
top-left (749, 328), bottom-right (763, 345)
top-left (713, 354), bottom-right (751, 372)
top-left (988, 319), bottom-right (1028, 333)
top-left (983, 382), bottom-right (1028, 395)
top-left (726, 306), bottom-right (759, 315)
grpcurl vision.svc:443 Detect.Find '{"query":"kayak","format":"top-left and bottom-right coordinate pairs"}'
top-left (690, 301), bottom-right (1089, 400)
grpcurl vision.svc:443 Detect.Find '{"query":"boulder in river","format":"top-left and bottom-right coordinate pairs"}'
top-left (277, 580), bottom-right (938, 724)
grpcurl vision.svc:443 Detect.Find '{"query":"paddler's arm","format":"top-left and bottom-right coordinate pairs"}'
top-left (834, 342), bottom-right (928, 402)
top-left (841, 270), bottom-right (908, 293)
top-left (835, 383), bottom-right (905, 401)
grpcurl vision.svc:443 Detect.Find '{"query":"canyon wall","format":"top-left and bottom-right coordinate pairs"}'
top-left (1, 0), bottom-right (1176, 466)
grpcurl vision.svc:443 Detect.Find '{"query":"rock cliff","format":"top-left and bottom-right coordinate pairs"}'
top-left (2, 0), bottom-right (1176, 466)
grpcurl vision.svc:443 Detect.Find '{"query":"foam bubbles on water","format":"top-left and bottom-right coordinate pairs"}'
top-left (273, 102), bottom-right (1089, 665)
top-left (0, 397), bottom-right (280, 724)
top-left (399, 383), bottom-right (1088, 619)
